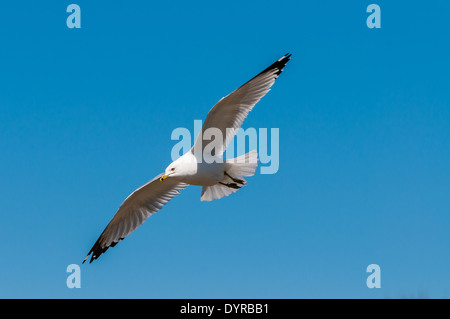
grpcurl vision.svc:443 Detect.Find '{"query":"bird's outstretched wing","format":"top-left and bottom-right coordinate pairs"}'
top-left (191, 53), bottom-right (291, 157)
top-left (83, 174), bottom-right (187, 263)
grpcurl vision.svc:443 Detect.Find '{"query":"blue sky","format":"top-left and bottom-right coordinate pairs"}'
top-left (0, 1), bottom-right (449, 298)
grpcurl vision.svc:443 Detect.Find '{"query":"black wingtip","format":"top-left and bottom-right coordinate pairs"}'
top-left (265, 53), bottom-right (292, 77)
top-left (238, 53), bottom-right (292, 89)
top-left (83, 252), bottom-right (98, 264)
top-left (82, 253), bottom-right (92, 264)
top-left (83, 236), bottom-right (125, 264)
top-left (82, 254), bottom-right (89, 264)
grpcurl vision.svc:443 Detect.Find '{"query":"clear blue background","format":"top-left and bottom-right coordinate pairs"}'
top-left (0, 1), bottom-right (449, 298)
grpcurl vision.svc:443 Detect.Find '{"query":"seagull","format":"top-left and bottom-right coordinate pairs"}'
top-left (83, 53), bottom-right (292, 263)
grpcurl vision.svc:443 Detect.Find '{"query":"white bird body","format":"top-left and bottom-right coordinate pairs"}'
top-left (166, 152), bottom-right (226, 186)
top-left (83, 54), bottom-right (291, 263)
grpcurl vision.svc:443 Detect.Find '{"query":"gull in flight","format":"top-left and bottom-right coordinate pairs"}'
top-left (83, 54), bottom-right (292, 263)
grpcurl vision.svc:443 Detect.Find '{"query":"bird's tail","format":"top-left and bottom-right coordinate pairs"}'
top-left (200, 150), bottom-right (258, 201)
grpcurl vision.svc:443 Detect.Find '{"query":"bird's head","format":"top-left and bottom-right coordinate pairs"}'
top-left (160, 153), bottom-right (196, 181)
top-left (160, 163), bottom-right (177, 181)
top-left (161, 157), bottom-right (188, 181)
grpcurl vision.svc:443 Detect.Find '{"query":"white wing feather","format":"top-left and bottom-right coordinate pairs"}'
top-left (83, 173), bottom-right (187, 263)
top-left (192, 54), bottom-right (291, 157)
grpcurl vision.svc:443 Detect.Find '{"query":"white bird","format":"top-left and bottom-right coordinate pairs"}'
top-left (83, 54), bottom-right (291, 263)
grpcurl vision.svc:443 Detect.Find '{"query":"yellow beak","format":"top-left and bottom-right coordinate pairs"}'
top-left (160, 174), bottom-right (169, 181)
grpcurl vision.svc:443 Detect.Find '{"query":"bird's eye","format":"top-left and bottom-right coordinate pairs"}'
top-left (171, 168), bottom-right (175, 171)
